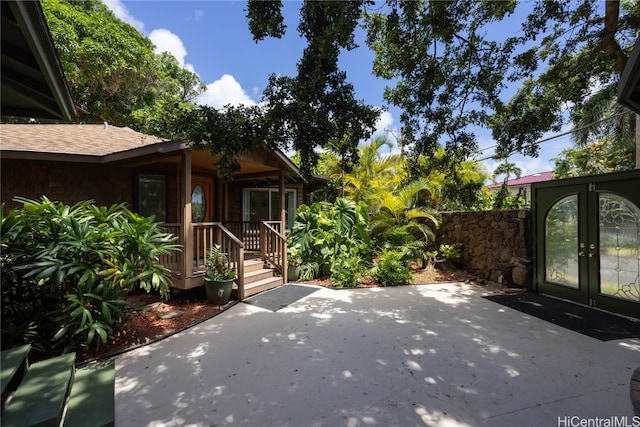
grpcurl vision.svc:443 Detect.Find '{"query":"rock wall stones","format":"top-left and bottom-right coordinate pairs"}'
top-left (435, 210), bottom-right (531, 288)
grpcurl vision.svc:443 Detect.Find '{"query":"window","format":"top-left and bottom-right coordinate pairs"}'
top-left (243, 189), bottom-right (296, 228)
top-left (192, 185), bottom-right (206, 222)
top-left (138, 174), bottom-right (166, 222)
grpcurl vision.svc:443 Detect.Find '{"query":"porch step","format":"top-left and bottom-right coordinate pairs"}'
top-left (244, 276), bottom-right (284, 298)
top-left (1, 344), bottom-right (31, 394)
top-left (244, 258), bottom-right (266, 273)
top-left (245, 267), bottom-right (279, 283)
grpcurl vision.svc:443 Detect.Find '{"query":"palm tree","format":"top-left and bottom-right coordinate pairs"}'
top-left (343, 135), bottom-right (403, 203)
top-left (368, 180), bottom-right (440, 267)
top-left (492, 158), bottom-right (522, 185)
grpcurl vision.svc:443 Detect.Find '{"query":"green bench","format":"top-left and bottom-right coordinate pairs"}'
top-left (63, 360), bottom-right (115, 427)
top-left (0, 345), bottom-right (115, 427)
top-left (1, 344), bottom-right (31, 394)
top-left (2, 352), bottom-right (76, 427)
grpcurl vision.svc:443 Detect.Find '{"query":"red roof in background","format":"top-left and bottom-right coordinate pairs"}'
top-left (487, 171), bottom-right (554, 188)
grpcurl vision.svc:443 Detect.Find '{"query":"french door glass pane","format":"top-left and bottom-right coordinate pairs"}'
top-left (598, 193), bottom-right (640, 302)
top-left (545, 195), bottom-right (579, 288)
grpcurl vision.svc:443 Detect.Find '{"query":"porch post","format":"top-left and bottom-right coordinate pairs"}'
top-left (279, 170), bottom-right (286, 229)
top-left (181, 150), bottom-right (193, 280)
top-left (279, 170), bottom-right (287, 283)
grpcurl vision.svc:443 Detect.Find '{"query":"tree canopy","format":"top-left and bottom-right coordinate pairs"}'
top-left (42, 0), bottom-right (205, 134)
top-left (247, 0), bottom-right (639, 175)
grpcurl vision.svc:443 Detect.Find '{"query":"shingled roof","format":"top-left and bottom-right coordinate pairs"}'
top-left (0, 123), bottom-right (183, 162)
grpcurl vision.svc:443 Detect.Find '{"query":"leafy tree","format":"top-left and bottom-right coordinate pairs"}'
top-left (553, 138), bottom-right (636, 178)
top-left (414, 149), bottom-right (491, 211)
top-left (1, 197), bottom-right (179, 355)
top-left (42, 0), bottom-right (204, 133)
top-left (552, 81), bottom-right (636, 178)
top-left (246, 1), bottom-right (380, 176)
top-left (248, 1), bottom-right (638, 173)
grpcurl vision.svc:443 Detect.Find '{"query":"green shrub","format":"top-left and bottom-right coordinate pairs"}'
top-left (370, 249), bottom-right (414, 286)
top-left (1, 197), bottom-right (180, 355)
top-left (289, 198), bottom-right (372, 280)
top-left (439, 243), bottom-right (462, 261)
top-left (330, 249), bottom-right (365, 288)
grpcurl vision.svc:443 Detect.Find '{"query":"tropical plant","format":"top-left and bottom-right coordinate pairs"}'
top-left (439, 243), bottom-right (462, 263)
top-left (369, 180), bottom-right (440, 267)
top-left (205, 244), bottom-right (236, 281)
top-left (343, 135), bottom-right (403, 204)
top-left (369, 249), bottom-right (414, 287)
top-left (289, 198), bottom-right (371, 281)
top-left (1, 197), bottom-right (180, 355)
top-left (330, 252), bottom-right (364, 288)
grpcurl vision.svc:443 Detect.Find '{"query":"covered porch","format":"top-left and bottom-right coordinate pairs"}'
top-left (131, 144), bottom-right (306, 299)
top-left (0, 122), bottom-right (306, 300)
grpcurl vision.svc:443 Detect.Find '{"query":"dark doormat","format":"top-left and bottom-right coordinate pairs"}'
top-left (243, 284), bottom-right (320, 312)
top-left (483, 292), bottom-right (640, 341)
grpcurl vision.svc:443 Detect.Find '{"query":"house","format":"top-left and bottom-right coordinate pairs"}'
top-left (1, 123), bottom-right (313, 298)
top-left (1, 0), bottom-right (312, 299)
top-left (487, 171), bottom-right (554, 207)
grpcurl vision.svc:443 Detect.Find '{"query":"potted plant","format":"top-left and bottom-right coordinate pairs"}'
top-left (204, 244), bottom-right (236, 305)
top-left (286, 244), bottom-right (301, 282)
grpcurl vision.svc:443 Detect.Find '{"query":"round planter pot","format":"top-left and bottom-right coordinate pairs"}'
top-left (204, 279), bottom-right (234, 305)
top-left (287, 265), bottom-right (299, 282)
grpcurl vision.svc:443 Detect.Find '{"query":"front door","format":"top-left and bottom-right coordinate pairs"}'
top-left (191, 176), bottom-right (214, 222)
top-left (532, 171), bottom-right (640, 318)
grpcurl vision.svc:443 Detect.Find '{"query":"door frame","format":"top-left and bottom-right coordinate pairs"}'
top-left (531, 170), bottom-right (640, 319)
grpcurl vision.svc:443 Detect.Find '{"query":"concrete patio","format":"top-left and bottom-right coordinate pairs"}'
top-left (115, 283), bottom-right (640, 427)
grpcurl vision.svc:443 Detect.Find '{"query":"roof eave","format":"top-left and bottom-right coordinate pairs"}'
top-left (617, 37), bottom-right (640, 114)
top-left (5, 1), bottom-right (76, 121)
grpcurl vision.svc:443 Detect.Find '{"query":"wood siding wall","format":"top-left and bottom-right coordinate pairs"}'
top-left (1, 159), bottom-right (131, 211)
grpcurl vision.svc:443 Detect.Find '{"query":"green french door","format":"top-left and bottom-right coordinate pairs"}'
top-left (532, 171), bottom-right (640, 319)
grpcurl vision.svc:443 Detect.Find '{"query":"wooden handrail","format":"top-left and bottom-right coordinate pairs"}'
top-left (260, 221), bottom-right (287, 284)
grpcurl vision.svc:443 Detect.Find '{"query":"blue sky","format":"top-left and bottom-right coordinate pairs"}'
top-left (104, 0), bottom-right (576, 178)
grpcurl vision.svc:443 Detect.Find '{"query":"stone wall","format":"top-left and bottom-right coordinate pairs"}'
top-left (435, 210), bottom-right (531, 288)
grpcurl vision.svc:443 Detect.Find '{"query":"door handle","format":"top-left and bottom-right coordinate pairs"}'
top-left (578, 251), bottom-right (585, 257)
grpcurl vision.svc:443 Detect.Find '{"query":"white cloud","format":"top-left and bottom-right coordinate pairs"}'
top-left (373, 110), bottom-right (394, 137)
top-left (149, 29), bottom-right (188, 68)
top-left (198, 74), bottom-right (257, 109)
top-left (102, 0), bottom-right (144, 32)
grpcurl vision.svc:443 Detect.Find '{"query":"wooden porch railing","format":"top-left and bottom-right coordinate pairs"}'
top-left (224, 221), bottom-right (261, 251)
top-left (261, 221), bottom-right (287, 284)
top-left (160, 223), bottom-right (246, 298)
top-left (159, 223), bottom-right (182, 273)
